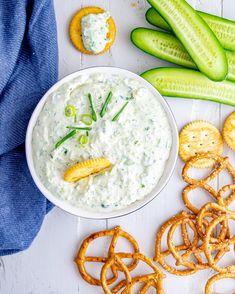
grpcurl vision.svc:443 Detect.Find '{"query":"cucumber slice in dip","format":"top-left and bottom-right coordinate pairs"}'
top-left (146, 7), bottom-right (235, 52)
top-left (147, 0), bottom-right (228, 81)
top-left (141, 68), bottom-right (235, 106)
top-left (131, 28), bottom-right (235, 82)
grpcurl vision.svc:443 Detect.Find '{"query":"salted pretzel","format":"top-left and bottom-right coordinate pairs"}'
top-left (101, 252), bottom-right (165, 294)
top-left (112, 275), bottom-right (162, 294)
top-left (196, 202), bottom-right (230, 242)
top-left (168, 217), bottom-right (227, 267)
top-left (75, 226), bottom-right (139, 286)
top-left (182, 154), bottom-right (235, 241)
top-left (167, 217), bottom-right (209, 270)
top-left (218, 184), bottom-right (235, 209)
top-left (182, 184), bottom-right (219, 214)
top-left (205, 272), bottom-right (235, 294)
top-left (197, 210), bottom-right (225, 240)
top-left (204, 214), bottom-right (235, 274)
top-left (154, 211), bottom-right (202, 275)
top-left (101, 254), bottom-right (132, 294)
top-left (182, 153), bottom-right (235, 186)
top-left (183, 183), bottom-right (235, 220)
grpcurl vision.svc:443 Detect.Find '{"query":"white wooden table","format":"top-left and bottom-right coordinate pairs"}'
top-left (1, 0), bottom-right (235, 293)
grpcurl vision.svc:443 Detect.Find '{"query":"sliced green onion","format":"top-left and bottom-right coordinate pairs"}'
top-left (81, 114), bottom-right (92, 126)
top-left (55, 130), bottom-right (77, 149)
top-left (78, 134), bottom-right (88, 147)
top-left (88, 93), bottom-right (97, 122)
top-left (100, 91), bottom-right (113, 118)
top-left (65, 105), bottom-right (76, 118)
top-left (112, 102), bottom-right (129, 122)
top-left (66, 126), bottom-right (92, 131)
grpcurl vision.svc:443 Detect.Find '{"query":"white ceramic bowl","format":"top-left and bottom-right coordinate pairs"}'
top-left (26, 67), bottom-right (179, 219)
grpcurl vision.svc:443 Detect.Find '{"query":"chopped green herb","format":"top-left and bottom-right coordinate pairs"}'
top-left (65, 105), bottom-right (76, 118)
top-left (100, 91), bottom-right (112, 118)
top-left (101, 203), bottom-right (109, 208)
top-left (78, 134), bottom-right (88, 147)
top-left (141, 184), bottom-right (145, 188)
top-left (66, 126), bottom-right (92, 131)
top-left (86, 131), bottom-right (89, 137)
top-left (134, 140), bottom-right (138, 145)
top-left (88, 93), bottom-right (97, 121)
top-left (63, 148), bottom-right (68, 155)
top-left (55, 130), bottom-right (77, 149)
top-left (126, 93), bottom-right (134, 100)
top-left (112, 101), bottom-right (129, 122)
top-left (81, 114), bottom-right (92, 126)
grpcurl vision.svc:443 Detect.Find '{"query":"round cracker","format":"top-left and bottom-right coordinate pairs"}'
top-left (179, 121), bottom-right (224, 168)
top-left (223, 112), bottom-right (235, 151)
top-left (64, 158), bottom-right (111, 182)
top-left (69, 6), bottom-right (116, 55)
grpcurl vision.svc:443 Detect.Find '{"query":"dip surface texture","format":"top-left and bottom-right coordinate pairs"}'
top-left (81, 12), bottom-right (110, 53)
top-left (32, 73), bottom-right (172, 212)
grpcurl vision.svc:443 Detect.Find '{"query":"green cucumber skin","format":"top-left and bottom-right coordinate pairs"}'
top-left (131, 28), bottom-right (196, 69)
top-left (141, 68), bottom-right (235, 106)
top-left (131, 28), bottom-right (197, 69)
top-left (146, 7), bottom-right (235, 51)
top-left (146, 0), bottom-right (228, 81)
top-left (146, 7), bottom-right (170, 30)
top-left (131, 28), bottom-right (235, 82)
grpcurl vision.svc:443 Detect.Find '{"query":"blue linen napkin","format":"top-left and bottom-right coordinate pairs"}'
top-left (0, 0), bottom-right (58, 255)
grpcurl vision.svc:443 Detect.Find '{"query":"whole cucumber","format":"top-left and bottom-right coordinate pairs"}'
top-left (131, 28), bottom-right (235, 82)
top-left (146, 7), bottom-right (235, 52)
top-left (147, 0), bottom-right (228, 81)
top-left (141, 68), bottom-right (235, 106)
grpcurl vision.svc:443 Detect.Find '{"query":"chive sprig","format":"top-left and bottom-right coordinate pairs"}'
top-left (112, 102), bottom-right (129, 122)
top-left (88, 93), bottom-right (97, 122)
top-left (100, 91), bottom-right (112, 118)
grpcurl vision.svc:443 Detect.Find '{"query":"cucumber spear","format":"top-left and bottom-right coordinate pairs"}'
top-left (147, 0), bottom-right (228, 81)
top-left (141, 68), bottom-right (235, 107)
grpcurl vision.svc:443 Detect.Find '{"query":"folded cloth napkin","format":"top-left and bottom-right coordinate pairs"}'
top-left (0, 0), bottom-right (58, 255)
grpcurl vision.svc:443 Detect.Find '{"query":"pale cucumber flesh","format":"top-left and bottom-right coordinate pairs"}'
top-left (131, 28), bottom-right (196, 69)
top-left (141, 68), bottom-right (235, 106)
top-left (146, 7), bottom-right (235, 51)
top-left (226, 51), bottom-right (235, 82)
top-left (131, 28), bottom-right (235, 82)
top-left (147, 0), bottom-right (227, 81)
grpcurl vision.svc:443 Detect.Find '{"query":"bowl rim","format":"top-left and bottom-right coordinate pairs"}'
top-left (25, 66), bottom-right (179, 219)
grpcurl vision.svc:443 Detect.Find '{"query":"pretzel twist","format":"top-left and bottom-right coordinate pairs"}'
top-left (205, 272), bottom-right (235, 294)
top-left (101, 253), bottom-right (165, 294)
top-left (75, 226), bottom-right (139, 286)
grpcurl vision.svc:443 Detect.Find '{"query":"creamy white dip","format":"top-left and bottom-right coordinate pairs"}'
top-left (81, 12), bottom-right (110, 54)
top-left (32, 73), bottom-right (172, 212)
